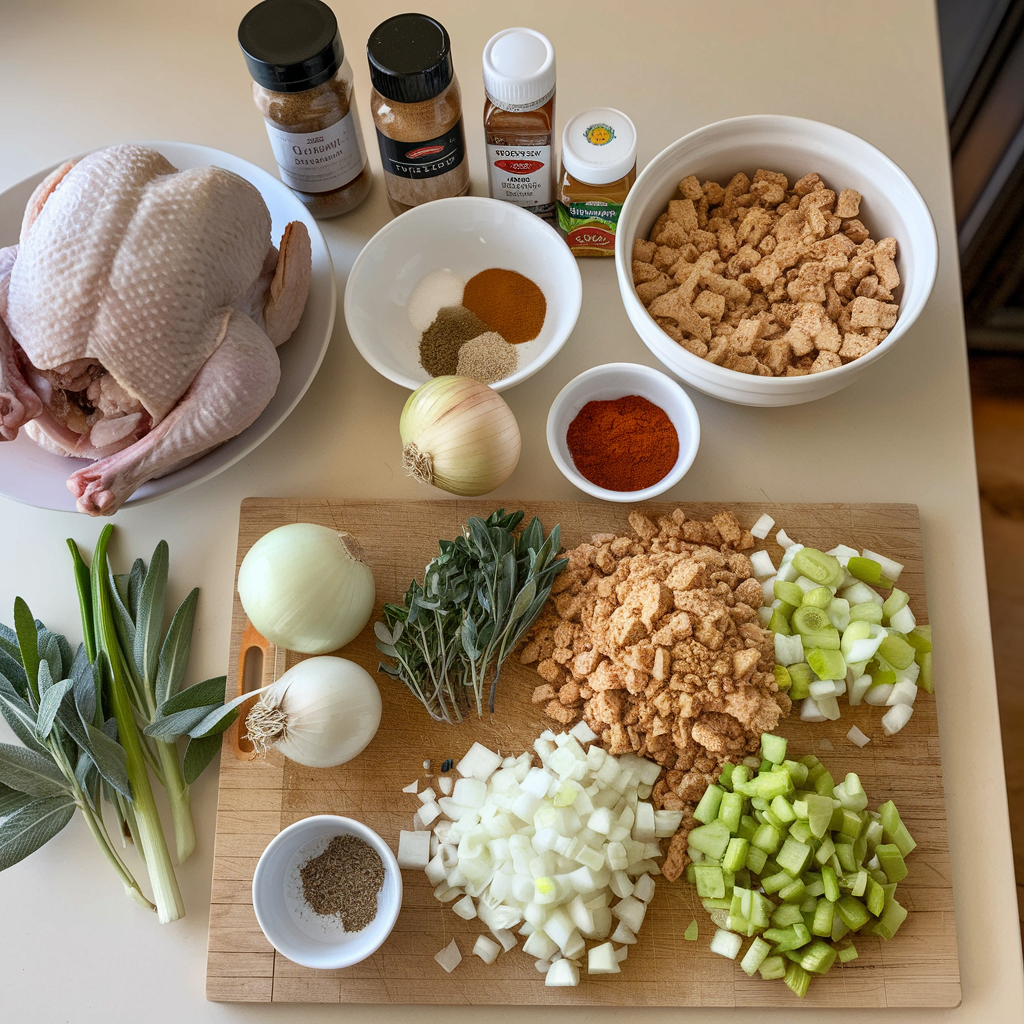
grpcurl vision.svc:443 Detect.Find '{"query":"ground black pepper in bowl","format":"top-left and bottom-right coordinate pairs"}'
top-left (299, 833), bottom-right (385, 931)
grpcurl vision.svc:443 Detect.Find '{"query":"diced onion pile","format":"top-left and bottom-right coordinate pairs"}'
top-left (751, 530), bottom-right (933, 742)
top-left (688, 732), bottom-right (916, 998)
top-left (399, 727), bottom-right (683, 986)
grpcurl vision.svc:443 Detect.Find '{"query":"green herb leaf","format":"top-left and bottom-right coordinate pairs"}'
top-left (0, 644), bottom-right (28, 699)
top-left (182, 734), bottom-right (223, 785)
top-left (37, 630), bottom-right (64, 692)
top-left (154, 588), bottom-right (198, 705)
top-left (109, 571), bottom-right (137, 663)
top-left (0, 795), bottom-right (76, 871)
top-left (36, 678), bottom-right (73, 739)
top-left (186, 698), bottom-right (242, 739)
top-left (0, 782), bottom-right (32, 819)
top-left (133, 540), bottom-right (169, 687)
top-left (127, 558), bottom-right (146, 620)
top-left (144, 705), bottom-right (219, 741)
top-left (0, 684), bottom-right (48, 756)
top-left (80, 721), bottom-right (132, 800)
top-left (13, 598), bottom-right (40, 705)
top-left (156, 675), bottom-right (226, 717)
top-left (0, 743), bottom-right (68, 798)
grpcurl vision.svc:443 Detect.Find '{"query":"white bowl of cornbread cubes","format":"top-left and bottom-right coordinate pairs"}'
top-left (615, 115), bottom-right (938, 406)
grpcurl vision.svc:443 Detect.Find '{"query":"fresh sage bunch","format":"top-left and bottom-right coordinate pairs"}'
top-left (375, 509), bottom-right (567, 724)
top-left (0, 526), bottom-right (236, 923)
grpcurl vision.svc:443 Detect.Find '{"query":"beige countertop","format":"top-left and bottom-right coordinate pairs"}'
top-left (0, 0), bottom-right (1021, 1019)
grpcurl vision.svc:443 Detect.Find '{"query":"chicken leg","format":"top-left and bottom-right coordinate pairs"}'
top-left (67, 309), bottom-right (281, 515)
top-left (0, 245), bottom-right (43, 440)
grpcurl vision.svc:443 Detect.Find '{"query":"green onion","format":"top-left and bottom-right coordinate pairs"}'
top-left (847, 557), bottom-right (893, 589)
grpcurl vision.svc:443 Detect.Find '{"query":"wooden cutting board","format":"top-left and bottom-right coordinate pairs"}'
top-left (206, 499), bottom-right (959, 1007)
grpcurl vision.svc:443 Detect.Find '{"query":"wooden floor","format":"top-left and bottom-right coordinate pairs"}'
top-left (970, 354), bottom-right (1024, 945)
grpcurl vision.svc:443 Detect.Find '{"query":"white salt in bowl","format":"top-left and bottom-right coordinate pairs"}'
top-left (614, 115), bottom-right (938, 406)
top-left (546, 362), bottom-right (701, 502)
top-left (252, 815), bottom-right (402, 970)
top-left (345, 196), bottom-right (582, 392)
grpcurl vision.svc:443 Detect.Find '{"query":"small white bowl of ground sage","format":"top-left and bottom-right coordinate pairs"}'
top-left (252, 815), bottom-right (402, 969)
top-left (344, 196), bottom-right (582, 392)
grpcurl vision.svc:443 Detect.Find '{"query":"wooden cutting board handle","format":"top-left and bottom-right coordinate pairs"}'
top-left (229, 620), bottom-right (275, 759)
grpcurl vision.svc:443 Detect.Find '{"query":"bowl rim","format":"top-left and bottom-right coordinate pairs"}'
top-left (546, 361), bottom-right (701, 502)
top-left (344, 195), bottom-right (583, 393)
top-left (252, 813), bottom-right (402, 970)
top-left (614, 114), bottom-right (939, 391)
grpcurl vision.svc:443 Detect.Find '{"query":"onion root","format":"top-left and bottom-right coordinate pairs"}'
top-left (402, 442), bottom-right (434, 485)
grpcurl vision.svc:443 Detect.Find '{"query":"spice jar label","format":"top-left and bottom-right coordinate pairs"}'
top-left (264, 112), bottom-right (367, 193)
top-left (486, 144), bottom-right (553, 212)
top-left (376, 122), bottom-right (467, 180)
top-left (557, 199), bottom-right (623, 254)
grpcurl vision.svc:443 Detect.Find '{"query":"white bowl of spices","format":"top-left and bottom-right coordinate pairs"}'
top-left (546, 362), bottom-right (701, 502)
top-left (252, 815), bottom-right (402, 969)
top-left (344, 195), bottom-right (582, 391)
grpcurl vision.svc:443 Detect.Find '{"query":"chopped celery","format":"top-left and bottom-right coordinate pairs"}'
top-left (764, 922), bottom-right (810, 951)
top-left (778, 878), bottom-right (806, 903)
top-left (875, 843), bottom-right (908, 883)
top-left (872, 894), bottom-right (908, 940)
top-left (835, 895), bottom-right (871, 930)
top-left (792, 548), bottom-right (844, 589)
top-left (849, 601), bottom-right (884, 624)
top-left (695, 863), bottom-right (726, 898)
top-left (782, 759), bottom-right (809, 787)
top-left (771, 795), bottom-right (797, 824)
top-left (723, 837), bottom-right (749, 873)
top-left (688, 820), bottom-right (732, 859)
top-left (811, 898), bottom-right (834, 936)
top-left (770, 903), bottom-right (804, 928)
top-left (745, 845), bottom-right (768, 874)
top-left (906, 626), bottom-right (933, 654)
top-left (866, 876), bottom-right (885, 917)
top-left (784, 962), bottom-right (811, 998)
top-left (798, 941), bottom-right (838, 975)
top-left (718, 790), bottom-right (744, 832)
top-left (684, 919), bottom-right (699, 940)
top-left (804, 794), bottom-right (834, 839)
top-left (759, 955), bottom-right (787, 980)
top-left (879, 800), bottom-right (917, 856)
top-left (776, 837), bottom-right (813, 876)
top-left (752, 822), bottom-right (783, 854)
top-left (760, 733), bottom-right (788, 765)
top-left (694, 784), bottom-right (725, 824)
top-left (773, 664), bottom-right (792, 691)
top-left (787, 663), bottom-right (814, 700)
top-left (802, 586), bottom-right (833, 609)
top-left (847, 556), bottom-right (893, 589)
top-left (917, 650), bottom-right (933, 693)
top-left (837, 943), bottom-right (858, 963)
top-left (774, 580), bottom-right (804, 606)
top-left (877, 633), bottom-right (916, 670)
top-left (882, 587), bottom-right (910, 619)
top-left (718, 762), bottom-right (735, 790)
top-left (740, 936), bottom-right (772, 976)
top-left (821, 864), bottom-right (840, 902)
top-left (807, 647), bottom-right (846, 680)
top-left (815, 836), bottom-right (836, 865)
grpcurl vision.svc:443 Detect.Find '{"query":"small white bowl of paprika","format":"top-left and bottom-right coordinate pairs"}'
top-left (546, 361), bottom-right (701, 502)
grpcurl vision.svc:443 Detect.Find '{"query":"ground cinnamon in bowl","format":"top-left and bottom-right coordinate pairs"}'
top-left (462, 268), bottom-right (546, 345)
top-left (566, 395), bottom-right (679, 491)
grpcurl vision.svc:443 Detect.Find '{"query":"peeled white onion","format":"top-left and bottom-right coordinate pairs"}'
top-left (245, 656), bottom-right (381, 768)
top-left (238, 523), bottom-right (376, 655)
top-left (400, 376), bottom-right (520, 496)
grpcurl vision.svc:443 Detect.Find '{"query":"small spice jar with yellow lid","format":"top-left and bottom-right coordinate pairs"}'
top-left (239, 0), bottom-right (371, 218)
top-left (556, 108), bottom-right (637, 257)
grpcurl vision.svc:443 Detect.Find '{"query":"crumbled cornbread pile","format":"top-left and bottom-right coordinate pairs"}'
top-left (633, 170), bottom-right (900, 376)
top-left (520, 509), bottom-right (791, 880)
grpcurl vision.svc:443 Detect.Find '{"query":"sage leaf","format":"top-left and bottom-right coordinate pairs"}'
top-left (154, 588), bottom-right (198, 704)
top-left (70, 646), bottom-right (99, 728)
top-left (373, 621), bottom-right (394, 645)
top-left (156, 675), bottom-right (226, 717)
top-left (186, 694), bottom-right (245, 739)
top-left (37, 631), bottom-right (64, 691)
top-left (36, 678), bottom-right (73, 739)
top-left (0, 795), bottom-right (76, 871)
top-left (133, 540), bottom-right (169, 686)
top-left (74, 752), bottom-right (98, 809)
top-left (127, 558), bottom-right (146, 620)
top-left (0, 621), bottom-right (18, 655)
top-left (182, 734), bottom-right (223, 785)
top-left (0, 685), bottom-right (48, 757)
top-left (0, 743), bottom-right (68, 797)
top-left (109, 572), bottom-right (136, 661)
top-left (144, 704), bottom-right (219, 741)
top-left (80, 722), bottom-right (132, 800)
top-left (13, 598), bottom-right (39, 702)
top-left (37, 659), bottom-right (53, 701)
top-left (0, 644), bottom-right (28, 698)
top-left (0, 782), bottom-right (32, 819)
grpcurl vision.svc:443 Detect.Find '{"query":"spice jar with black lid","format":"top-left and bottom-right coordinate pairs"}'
top-left (239, 0), bottom-right (371, 218)
top-left (367, 13), bottom-right (470, 214)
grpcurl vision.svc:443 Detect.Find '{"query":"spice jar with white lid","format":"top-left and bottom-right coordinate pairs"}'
top-left (556, 108), bottom-right (638, 257)
top-left (238, 0), bottom-right (371, 218)
top-left (482, 28), bottom-right (556, 221)
top-left (367, 13), bottom-right (470, 214)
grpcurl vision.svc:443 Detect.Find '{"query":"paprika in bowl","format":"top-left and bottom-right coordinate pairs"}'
top-left (546, 362), bottom-right (701, 502)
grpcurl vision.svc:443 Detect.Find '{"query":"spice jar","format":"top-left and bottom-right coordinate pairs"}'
top-left (367, 14), bottom-right (470, 214)
top-left (482, 28), bottom-right (556, 221)
top-left (238, 0), bottom-right (371, 218)
top-left (556, 108), bottom-right (637, 257)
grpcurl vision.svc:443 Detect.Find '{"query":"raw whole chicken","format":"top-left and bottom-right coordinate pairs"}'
top-left (0, 144), bottom-right (311, 514)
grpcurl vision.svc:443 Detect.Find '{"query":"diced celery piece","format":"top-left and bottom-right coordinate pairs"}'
top-left (879, 800), bottom-right (917, 856)
top-left (802, 586), bottom-right (833, 609)
top-left (778, 878), bottom-right (806, 903)
top-left (752, 822), bottom-right (783, 854)
top-left (877, 633), bottom-right (916, 671)
top-left (763, 922), bottom-right (810, 951)
top-left (751, 773), bottom-right (791, 801)
top-left (761, 869), bottom-right (792, 895)
top-left (835, 895), bottom-right (871, 930)
top-left (783, 760), bottom-right (809, 787)
top-left (814, 771), bottom-right (835, 798)
top-left (876, 843), bottom-right (908, 883)
top-left (906, 627), bottom-right (933, 654)
top-left (838, 943), bottom-right (858, 963)
top-left (865, 876), bottom-right (885, 917)
top-left (804, 794), bottom-right (834, 839)
top-left (762, 807), bottom-right (786, 831)
top-left (774, 580), bottom-right (804, 606)
top-left (702, 897), bottom-right (732, 910)
top-left (745, 845), bottom-right (768, 874)
top-left (847, 556), bottom-right (892, 588)
top-left (872, 893), bottom-right (908, 940)
top-left (882, 587), bottom-right (910, 620)
top-left (917, 650), bottom-right (933, 693)
top-left (849, 601), bottom-right (884, 624)
top-left (773, 664), bottom-right (792, 691)
top-left (737, 814), bottom-right (757, 843)
top-left (806, 647), bottom-right (846, 680)
top-left (771, 903), bottom-right (804, 928)
top-left (759, 955), bottom-right (787, 980)
top-left (740, 936), bottom-right (772, 976)
top-left (693, 784), bottom-right (724, 824)
top-left (769, 608), bottom-right (792, 635)
top-left (688, 820), bottom-right (732, 860)
top-left (803, 875), bottom-right (825, 898)
top-left (787, 664), bottom-right (814, 700)
top-left (723, 837), bottom-right (749, 873)
top-left (848, 869), bottom-right (868, 897)
top-left (835, 842), bottom-right (857, 872)
top-left (771, 795), bottom-right (797, 824)
top-left (718, 762), bottom-right (735, 790)
top-left (684, 919), bottom-right (699, 940)
top-left (732, 765), bottom-right (750, 787)
top-left (814, 836), bottom-right (836, 866)
top-left (792, 548), bottom-right (844, 589)
top-left (695, 863), bottom-right (726, 899)
top-left (760, 733), bottom-right (788, 765)
top-left (831, 915), bottom-right (850, 942)
top-left (811, 898), bottom-right (834, 936)
top-left (798, 940), bottom-right (837, 974)
top-left (784, 961), bottom-right (812, 998)
top-left (837, 773), bottom-right (868, 812)
top-left (821, 864), bottom-right (839, 903)
top-left (838, 809), bottom-right (863, 841)
top-left (777, 837), bottom-right (813, 877)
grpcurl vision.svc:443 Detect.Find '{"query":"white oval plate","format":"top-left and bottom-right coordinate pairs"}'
top-left (0, 142), bottom-right (336, 513)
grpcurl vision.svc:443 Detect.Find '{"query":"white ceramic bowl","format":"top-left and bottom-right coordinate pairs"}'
top-left (546, 362), bottom-right (700, 502)
top-left (344, 196), bottom-right (582, 392)
top-left (614, 115), bottom-right (938, 407)
top-left (252, 815), bottom-right (401, 970)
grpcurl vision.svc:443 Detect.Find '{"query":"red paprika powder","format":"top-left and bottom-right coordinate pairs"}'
top-left (565, 394), bottom-right (679, 491)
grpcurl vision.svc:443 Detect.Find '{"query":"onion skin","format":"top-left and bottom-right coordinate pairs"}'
top-left (400, 376), bottom-right (521, 496)
top-left (238, 523), bottom-right (376, 655)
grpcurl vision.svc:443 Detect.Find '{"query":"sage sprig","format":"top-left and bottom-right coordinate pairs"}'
top-left (376, 509), bottom-right (567, 724)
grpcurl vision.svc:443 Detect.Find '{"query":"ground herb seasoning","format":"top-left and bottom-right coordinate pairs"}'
top-left (299, 834), bottom-right (385, 931)
top-left (419, 306), bottom-right (490, 376)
